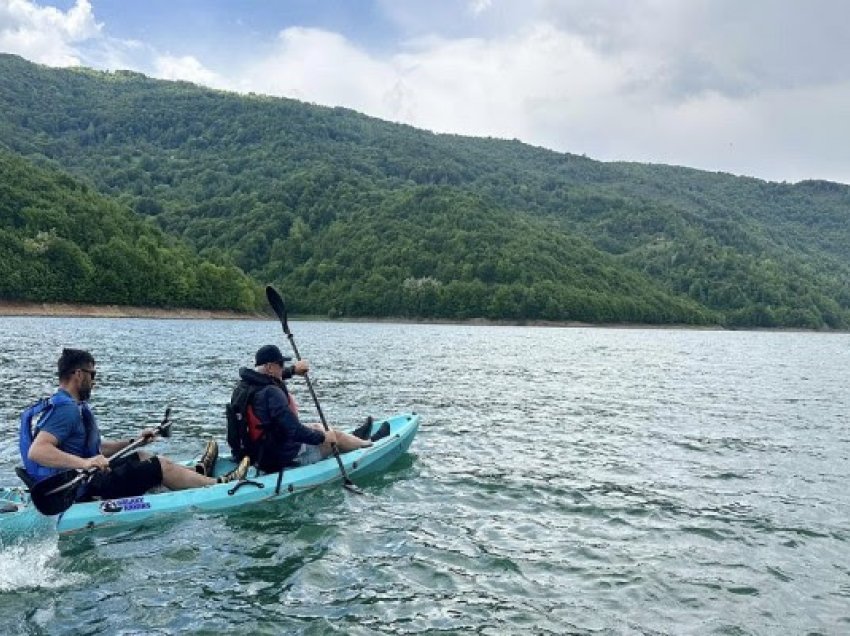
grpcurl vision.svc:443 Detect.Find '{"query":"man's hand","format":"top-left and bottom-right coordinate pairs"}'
top-left (138, 428), bottom-right (157, 445)
top-left (293, 359), bottom-right (310, 376)
top-left (84, 454), bottom-right (110, 472)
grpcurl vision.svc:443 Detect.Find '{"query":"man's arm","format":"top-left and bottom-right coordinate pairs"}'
top-left (101, 439), bottom-right (130, 457)
top-left (283, 359), bottom-right (310, 379)
top-left (29, 431), bottom-right (108, 471)
top-left (266, 388), bottom-right (325, 445)
top-left (101, 428), bottom-right (156, 457)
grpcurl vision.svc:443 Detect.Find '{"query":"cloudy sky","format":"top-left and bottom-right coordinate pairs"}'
top-left (2, 0), bottom-right (849, 184)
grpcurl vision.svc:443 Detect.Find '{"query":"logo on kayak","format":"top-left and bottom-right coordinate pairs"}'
top-left (99, 497), bottom-right (151, 514)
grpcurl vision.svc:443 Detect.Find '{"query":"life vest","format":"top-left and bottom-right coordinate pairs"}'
top-left (226, 381), bottom-right (259, 461)
top-left (19, 392), bottom-right (99, 483)
top-left (245, 394), bottom-right (298, 443)
top-left (226, 382), bottom-right (299, 462)
top-left (246, 402), bottom-right (264, 443)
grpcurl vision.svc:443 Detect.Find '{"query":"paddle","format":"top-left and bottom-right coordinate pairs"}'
top-left (265, 285), bottom-right (364, 495)
top-left (30, 407), bottom-right (173, 516)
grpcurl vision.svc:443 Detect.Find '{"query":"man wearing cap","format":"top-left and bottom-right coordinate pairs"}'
top-left (257, 344), bottom-right (311, 383)
top-left (227, 344), bottom-right (373, 473)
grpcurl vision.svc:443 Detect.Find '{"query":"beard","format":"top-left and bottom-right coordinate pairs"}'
top-left (79, 386), bottom-right (92, 402)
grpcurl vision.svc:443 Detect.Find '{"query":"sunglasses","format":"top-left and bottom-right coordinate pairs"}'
top-left (78, 368), bottom-right (97, 381)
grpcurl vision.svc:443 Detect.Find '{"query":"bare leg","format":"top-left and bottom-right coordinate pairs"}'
top-left (333, 430), bottom-right (373, 452)
top-left (139, 452), bottom-right (216, 489)
top-left (306, 423), bottom-right (372, 456)
top-left (161, 457), bottom-right (218, 489)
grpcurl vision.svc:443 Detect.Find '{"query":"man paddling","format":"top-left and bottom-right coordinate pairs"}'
top-left (226, 344), bottom-right (383, 473)
top-left (22, 348), bottom-right (249, 501)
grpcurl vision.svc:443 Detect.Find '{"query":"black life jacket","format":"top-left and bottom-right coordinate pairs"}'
top-left (226, 380), bottom-right (260, 462)
top-left (226, 379), bottom-right (300, 463)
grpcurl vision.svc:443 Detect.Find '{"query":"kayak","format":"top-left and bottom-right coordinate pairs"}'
top-left (0, 412), bottom-right (419, 538)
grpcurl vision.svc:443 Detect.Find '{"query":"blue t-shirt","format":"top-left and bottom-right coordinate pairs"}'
top-left (36, 389), bottom-right (101, 459)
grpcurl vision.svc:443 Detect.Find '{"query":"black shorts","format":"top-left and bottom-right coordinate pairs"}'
top-left (84, 453), bottom-right (163, 500)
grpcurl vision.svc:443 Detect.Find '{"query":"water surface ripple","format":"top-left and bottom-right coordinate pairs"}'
top-left (1, 318), bottom-right (848, 634)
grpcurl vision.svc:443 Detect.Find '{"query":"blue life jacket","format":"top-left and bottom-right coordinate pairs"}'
top-left (19, 392), bottom-right (99, 483)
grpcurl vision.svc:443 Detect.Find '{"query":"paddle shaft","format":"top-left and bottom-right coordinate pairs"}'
top-left (43, 409), bottom-right (172, 497)
top-left (284, 332), bottom-right (362, 492)
top-left (44, 433), bottom-right (150, 497)
top-left (283, 335), bottom-right (328, 427)
top-left (266, 285), bottom-right (363, 493)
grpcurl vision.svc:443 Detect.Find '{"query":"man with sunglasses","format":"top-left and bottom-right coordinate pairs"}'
top-left (24, 348), bottom-right (248, 500)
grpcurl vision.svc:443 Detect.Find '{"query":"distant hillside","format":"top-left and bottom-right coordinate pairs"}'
top-left (1, 53), bottom-right (848, 327)
top-left (0, 151), bottom-right (260, 310)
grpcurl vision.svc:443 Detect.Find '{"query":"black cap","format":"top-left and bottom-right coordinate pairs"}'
top-left (255, 344), bottom-right (291, 366)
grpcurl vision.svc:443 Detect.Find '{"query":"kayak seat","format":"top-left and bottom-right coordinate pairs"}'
top-left (252, 459), bottom-right (300, 477)
top-left (15, 466), bottom-right (36, 490)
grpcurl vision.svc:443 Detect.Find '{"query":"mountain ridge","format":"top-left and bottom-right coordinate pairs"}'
top-left (1, 53), bottom-right (848, 328)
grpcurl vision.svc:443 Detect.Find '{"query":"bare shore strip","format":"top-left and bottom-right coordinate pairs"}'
top-left (0, 300), bottom-right (264, 321)
top-left (2, 300), bottom-right (841, 332)
top-left (0, 299), bottom-right (685, 330)
top-left (0, 299), bottom-right (612, 327)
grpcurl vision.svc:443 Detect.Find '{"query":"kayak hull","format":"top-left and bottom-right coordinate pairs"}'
top-left (1, 413), bottom-right (419, 537)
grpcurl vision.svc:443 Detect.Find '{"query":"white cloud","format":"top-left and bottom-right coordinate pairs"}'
top-left (230, 28), bottom-right (395, 107)
top-left (0, 1), bottom-right (223, 89)
top-left (0, 0), bottom-right (101, 65)
top-left (468, 0), bottom-right (492, 16)
top-left (2, 0), bottom-right (849, 183)
top-left (228, 24), bottom-right (628, 143)
top-left (154, 54), bottom-right (223, 87)
top-left (221, 4), bottom-right (850, 183)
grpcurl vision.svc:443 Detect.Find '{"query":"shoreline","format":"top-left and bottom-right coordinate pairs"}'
top-left (0, 300), bottom-right (648, 328)
top-left (0, 300), bottom-right (265, 321)
top-left (0, 301), bottom-right (845, 333)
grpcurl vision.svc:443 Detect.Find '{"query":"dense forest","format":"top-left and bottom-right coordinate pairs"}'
top-left (0, 151), bottom-right (260, 310)
top-left (1, 53), bottom-right (848, 327)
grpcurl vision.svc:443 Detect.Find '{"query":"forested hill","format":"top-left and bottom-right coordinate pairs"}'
top-left (0, 151), bottom-right (260, 310)
top-left (1, 53), bottom-right (849, 328)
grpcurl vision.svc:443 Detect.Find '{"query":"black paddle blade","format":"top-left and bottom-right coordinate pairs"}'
top-left (30, 470), bottom-right (87, 516)
top-left (343, 480), bottom-right (366, 496)
top-left (265, 285), bottom-right (290, 334)
top-left (159, 407), bottom-right (172, 438)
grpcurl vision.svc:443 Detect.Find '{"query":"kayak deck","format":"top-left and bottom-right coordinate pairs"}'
top-left (1, 413), bottom-right (419, 537)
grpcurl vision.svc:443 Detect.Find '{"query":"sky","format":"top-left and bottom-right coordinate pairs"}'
top-left (2, 0), bottom-right (850, 184)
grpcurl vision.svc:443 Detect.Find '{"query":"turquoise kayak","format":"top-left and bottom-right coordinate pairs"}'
top-left (0, 413), bottom-right (419, 537)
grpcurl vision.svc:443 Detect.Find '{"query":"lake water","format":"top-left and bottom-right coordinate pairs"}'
top-left (0, 317), bottom-right (848, 635)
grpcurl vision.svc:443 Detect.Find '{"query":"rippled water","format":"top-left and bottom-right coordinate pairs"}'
top-left (0, 317), bottom-right (848, 634)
